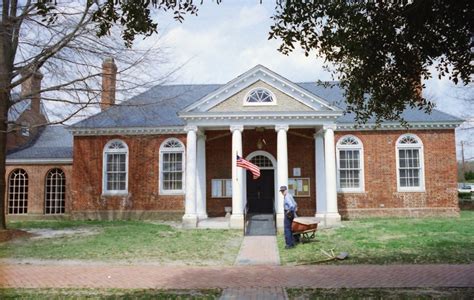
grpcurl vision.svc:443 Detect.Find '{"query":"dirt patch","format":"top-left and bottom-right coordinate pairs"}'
top-left (0, 229), bottom-right (34, 243)
top-left (27, 228), bottom-right (101, 239)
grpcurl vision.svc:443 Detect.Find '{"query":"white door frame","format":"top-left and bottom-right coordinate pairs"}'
top-left (244, 150), bottom-right (278, 213)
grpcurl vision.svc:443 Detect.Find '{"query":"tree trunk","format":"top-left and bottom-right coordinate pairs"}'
top-left (0, 91), bottom-right (7, 229)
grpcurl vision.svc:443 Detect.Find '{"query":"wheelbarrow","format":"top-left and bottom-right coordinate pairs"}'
top-left (292, 217), bottom-right (319, 243)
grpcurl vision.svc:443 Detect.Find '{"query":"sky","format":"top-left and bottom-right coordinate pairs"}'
top-left (133, 1), bottom-right (473, 160)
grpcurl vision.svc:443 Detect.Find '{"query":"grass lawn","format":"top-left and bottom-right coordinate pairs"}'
top-left (279, 211), bottom-right (474, 265)
top-left (0, 288), bottom-right (221, 299)
top-left (0, 220), bottom-right (242, 265)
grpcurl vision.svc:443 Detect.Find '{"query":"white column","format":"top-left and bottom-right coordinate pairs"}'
top-left (183, 126), bottom-right (198, 228)
top-left (323, 125), bottom-right (341, 226)
top-left (196, 131), bottom-right (207, 220)
top-left (230, 125), bottom-right (244, 229)
top-left (315, 130), bottom-right (327, 218)
top-left (276, 124), bottom-right (289, 229)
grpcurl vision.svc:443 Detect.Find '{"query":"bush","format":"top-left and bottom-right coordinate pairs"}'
top-left (459, 192), bottom-right (473, 200)
top-left (465, 171), bottom-right (474, 181)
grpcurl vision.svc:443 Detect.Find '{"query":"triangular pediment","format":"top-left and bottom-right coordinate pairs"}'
top-left (181, 65), bottom-right (339, 113)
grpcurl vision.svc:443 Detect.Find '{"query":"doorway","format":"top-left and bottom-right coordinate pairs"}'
top-left (246, 169), bottom-right (275, 214)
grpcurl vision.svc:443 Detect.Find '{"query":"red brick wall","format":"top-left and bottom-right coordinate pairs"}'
top-left (5, 164), bottom-right (72, 218)
top-left (335, 129), bottom-right (459, 218)
top-left (70, 128), bottom-right (458, 219)
top-left (71, 134), bottom-right (186, 216)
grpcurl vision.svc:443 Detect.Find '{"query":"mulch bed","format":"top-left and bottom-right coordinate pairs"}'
top-left (0, 229), bottom-right (33, 243)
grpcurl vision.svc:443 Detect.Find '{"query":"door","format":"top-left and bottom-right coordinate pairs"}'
top-left (246, 170), bottom-right (274, 214)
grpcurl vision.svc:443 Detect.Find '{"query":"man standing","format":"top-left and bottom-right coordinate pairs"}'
top-left (280, 185), bottom-right (297, 249)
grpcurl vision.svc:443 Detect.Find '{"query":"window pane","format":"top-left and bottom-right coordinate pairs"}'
top-left (212, 180), bottom-right (222, 197)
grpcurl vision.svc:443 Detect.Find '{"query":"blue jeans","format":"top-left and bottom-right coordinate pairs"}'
top-left (284, 210), bottom-right (294, 247)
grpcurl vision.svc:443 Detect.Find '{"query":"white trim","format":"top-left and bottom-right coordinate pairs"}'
top-left (245, 150), bottom-right (278, 213)
top-left (182, 65), bottom-right (339, 113)
top-left (70, 126), bottom-right (185, 136)
top-left (6, 158), bottom-right (73, 165)
top-left (159, 137), bottom-right (186, 195)
top-left (337, 121), bottom-right (461, 131)
top-left (395, 133), bottom-right (425, 192)
top-left (336, 135), bottom-right (365, 193)
top-left (102, 139), bottom-right (129, 195)
top-left (243, 87), bottom-right (277, 106)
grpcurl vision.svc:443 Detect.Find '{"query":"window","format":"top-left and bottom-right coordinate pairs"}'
top-left (160, 138), bottom-right (185, 194)
top-left (288, 178), bottom-right (310, 197)
top-left (8, 169), bottom-right (28, 214)
top-left (212, 179), bottom-right (232, 198)
top-left (250, 155), bottom-right (273, 168)
top-left (45, 168), bottom-right (66, 214)
top-left (336, 135), bottom-right (364, 192)
top-left (244, 88), bottom-right (276, 105)
top-left (396, 134), bottom-right (425, 191)
top-left (103, 140), bottom-right (128, 194)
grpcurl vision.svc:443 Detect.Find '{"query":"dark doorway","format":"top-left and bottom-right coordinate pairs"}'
top-left (246, 169), bottom-right (274, 214)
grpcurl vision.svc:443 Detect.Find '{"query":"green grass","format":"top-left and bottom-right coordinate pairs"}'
top-left (0, 288), bottom-right (221, 299)
top-left (1, 220), bottom-right (242, 265)
top-left (286, 288), bottom-right (474, 299)
top-left (279, 211), bottom-right (474, 265)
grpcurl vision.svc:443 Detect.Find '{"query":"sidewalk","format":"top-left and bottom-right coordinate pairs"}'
top-left (1, 264), bottom-right (473, 289)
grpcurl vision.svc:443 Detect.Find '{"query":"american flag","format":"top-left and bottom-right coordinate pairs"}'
top-left (236, 155), bottom-right (260, 179)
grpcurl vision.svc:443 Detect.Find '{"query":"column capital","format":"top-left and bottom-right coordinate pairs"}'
top-left (230, 125), bottom-right (244, 133)
top-left (314, 127), bottom-right (325, 137)
top-left (197, 130), bottom-right (206, 139)
top-left (184, 125), bottom-right (198, 133)
top-left (275, 124), bottom-right (289, 132)
top-left (323, 124), bottom-right (337, 131)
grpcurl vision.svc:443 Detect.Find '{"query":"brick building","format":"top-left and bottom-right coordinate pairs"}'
top-left (6, 61), bottom-right (462, 228)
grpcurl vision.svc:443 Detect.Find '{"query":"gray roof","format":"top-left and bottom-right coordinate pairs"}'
top-left (72, 82), bottom-right (462, 129)
top-left (7, 125), bottom-right (73, 160)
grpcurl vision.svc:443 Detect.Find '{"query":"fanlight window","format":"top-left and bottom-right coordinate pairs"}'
top-left (160, 138), bottom-right (185, 194)
top-left (250, 155), bottom-right (273, 168)
top-left (245, 88), bottom-right (275, 104)
top-left (336, 135), bottom-right (364, 192)
top-left (396, 134), bottom-right (424, 191)
top-left (103, 139), bottom-right (128, 194)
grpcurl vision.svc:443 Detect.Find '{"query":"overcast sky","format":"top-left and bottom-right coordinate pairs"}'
top-left (128, 1), bottom-right (474, 160)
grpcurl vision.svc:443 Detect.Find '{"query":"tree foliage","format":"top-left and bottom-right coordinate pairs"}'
top-left (269, 0), bottom-right (473, 123)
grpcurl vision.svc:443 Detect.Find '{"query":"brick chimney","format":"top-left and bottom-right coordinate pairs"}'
top-left (21, 70), bottom-right (43, 114)
top-left (101, 57), bottom-right (117, 111)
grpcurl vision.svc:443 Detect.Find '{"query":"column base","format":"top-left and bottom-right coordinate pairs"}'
top-left (314, 212), bottom-right (341, 228)
top-left (276, 213), bottom-right (284, 231)
top-left (230, 214), bottom-right (244, 229)
top-left (197, 213), bottom-right (208, 220)
top-left (182, 214), bottom-right (198, 228)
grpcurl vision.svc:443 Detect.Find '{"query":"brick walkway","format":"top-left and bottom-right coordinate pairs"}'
top-left (0, 264), bottom-right (473, 289)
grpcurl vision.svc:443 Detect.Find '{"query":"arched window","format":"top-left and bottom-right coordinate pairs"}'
top-left (45, 168), bottom-right (66, 214)
top-left (396, 134), bottom-right (425, 191)
top-left (250, 155), bottom-right (273, 168)
top-left (336, 135), bottom-right (364, 192)
top-left (244, 88), bottom-right (276, 105)
top-left (103, 139), bottom-right (128, 194)
top-left (8, 169), bottom-right (28, 214)
top-left (160, 138), bottom-right (185, 194)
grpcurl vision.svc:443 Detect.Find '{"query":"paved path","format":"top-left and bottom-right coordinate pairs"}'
top-left (1, 264), bottom-right (473, 289)
top-left (234, 236), bottom-right (280, 266)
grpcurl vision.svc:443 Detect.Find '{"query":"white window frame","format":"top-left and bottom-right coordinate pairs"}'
top-left (8, 168), bottom-right (28, 215)
top-left (159, 138), bottom-right (185, 195)
top-left (45, 168), bottom-right (66, 215)
top-left (243, 87), bottom-right (277, 106)
top-left (102, 139), bottom-right (129, 196)
top-left (336, 135), bottom-right (365, 193)
top-left (211, 179), bottom-right (232, 198)
top-left (396, 134), bottom-right (425, 192)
